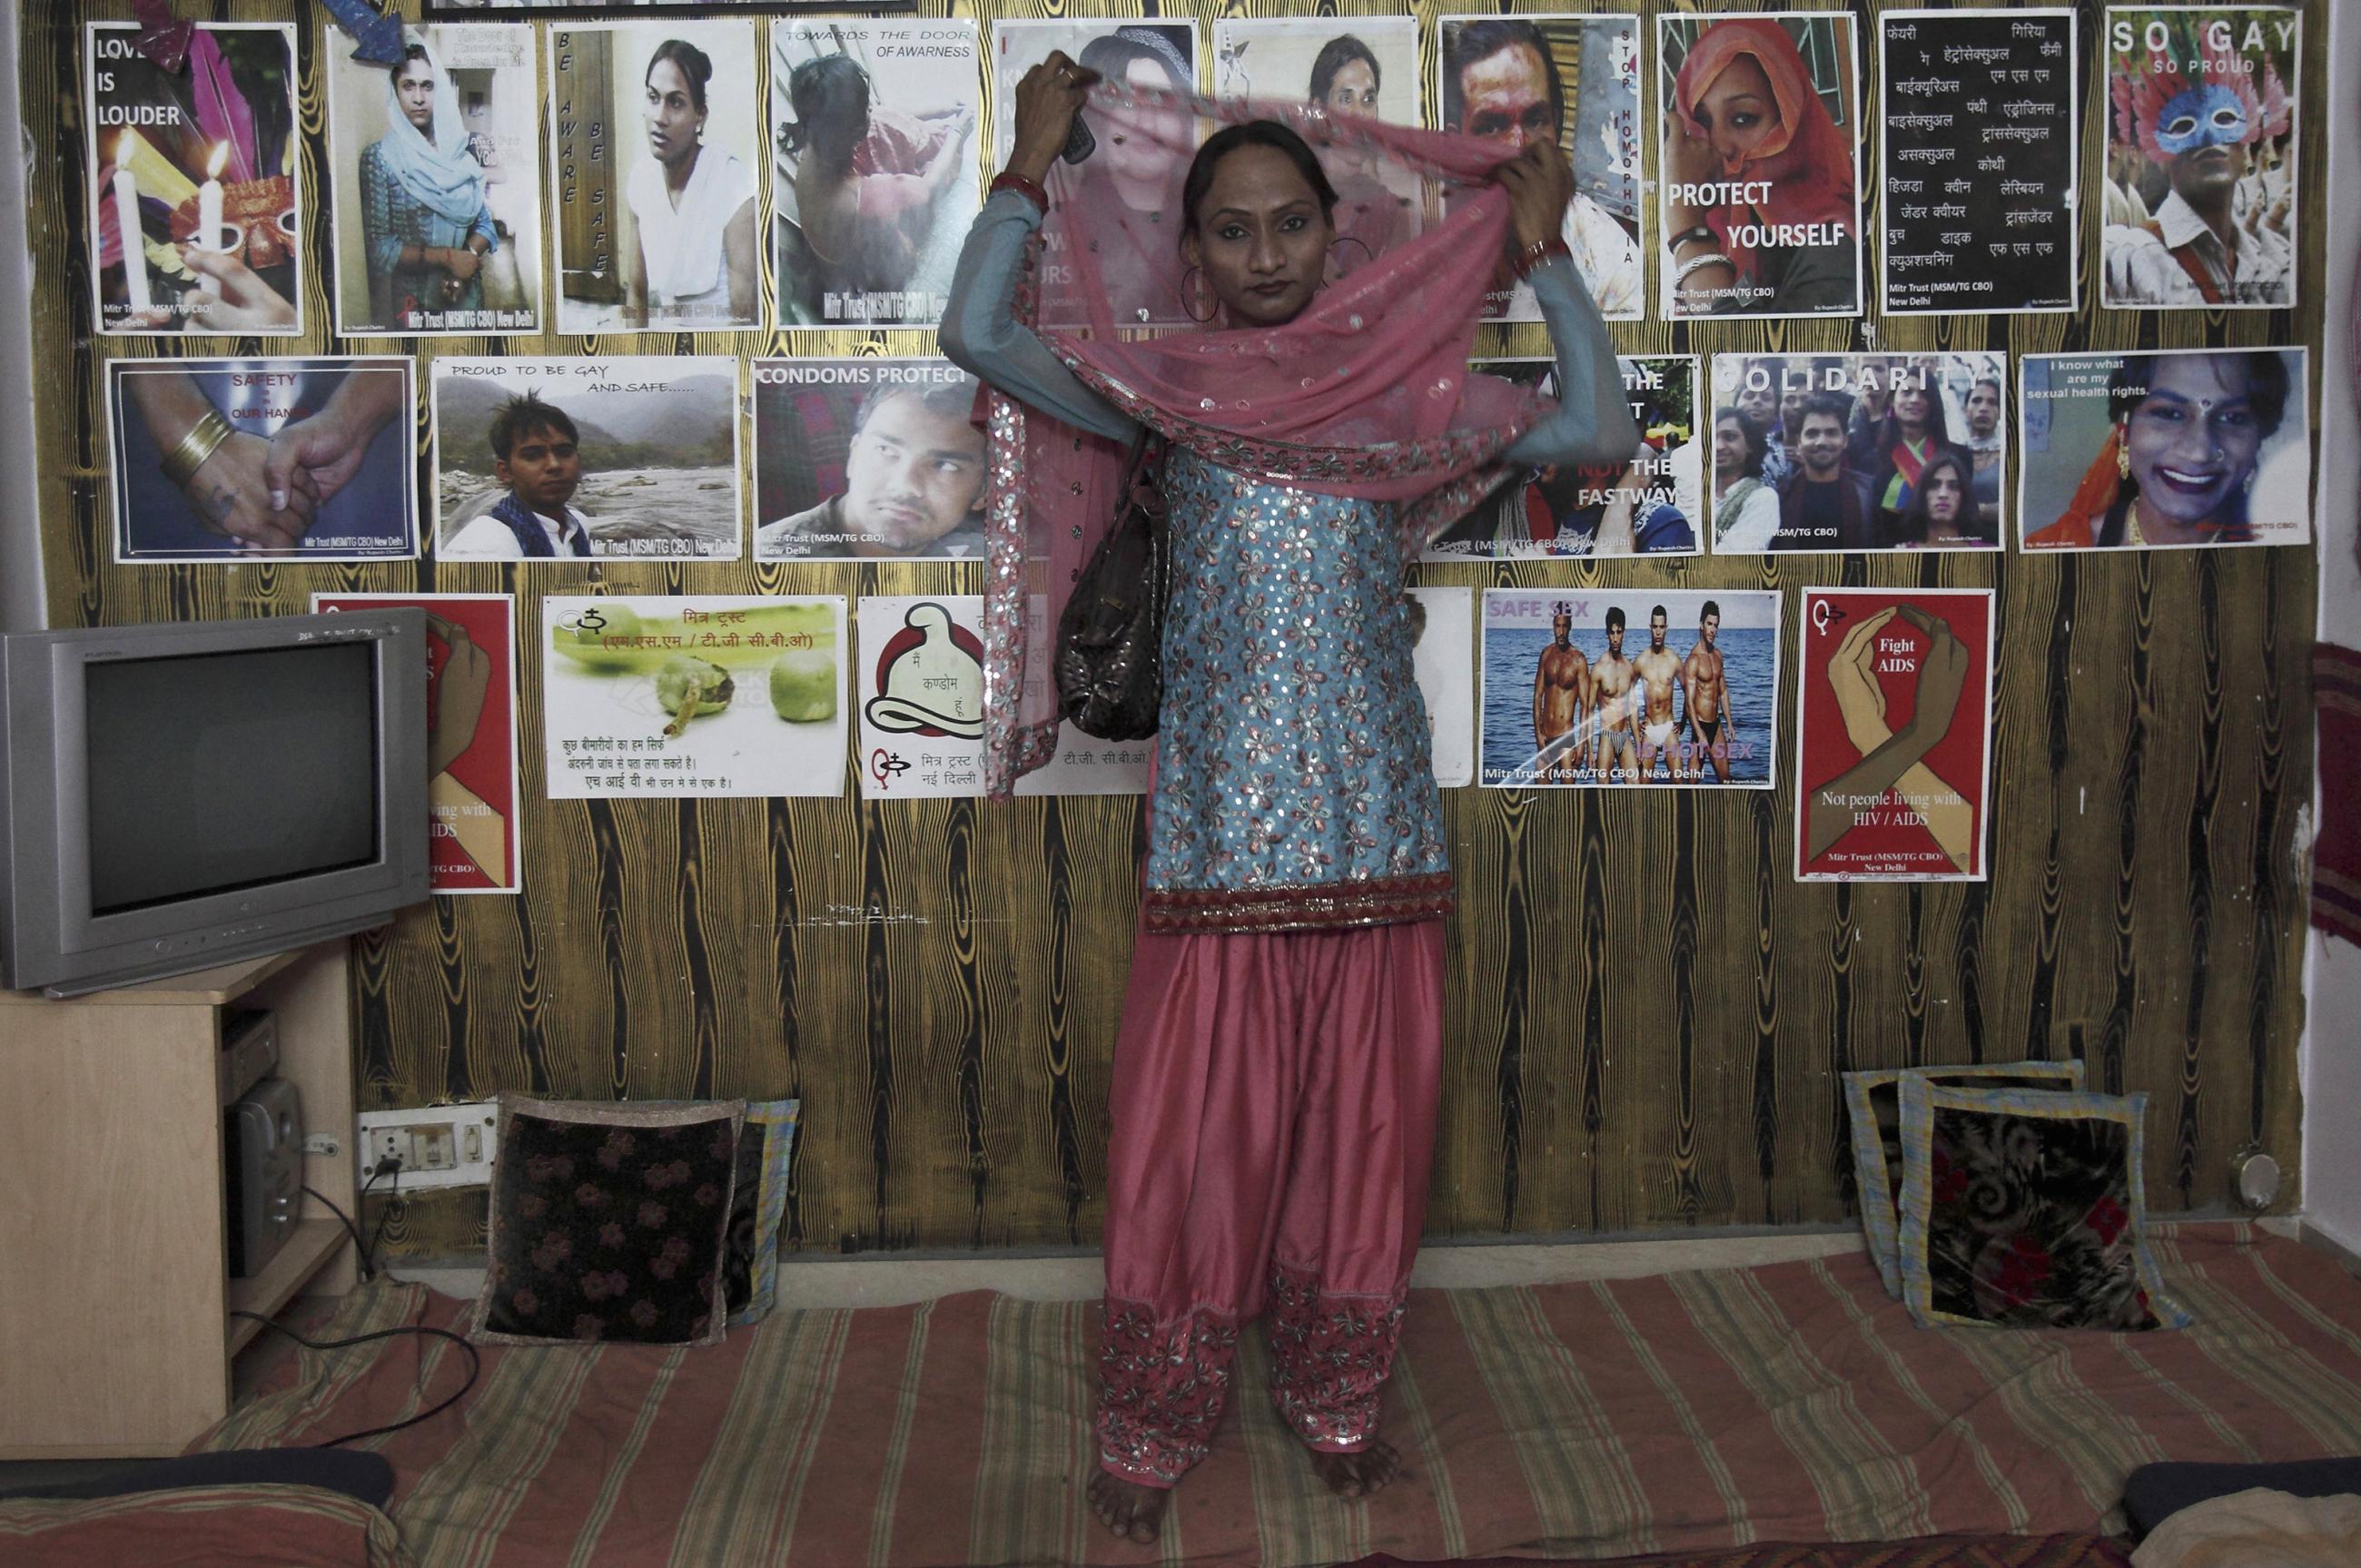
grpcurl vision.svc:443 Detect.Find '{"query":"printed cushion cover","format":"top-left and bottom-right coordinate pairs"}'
top-left (1843, 1060), bottom-right (2085, 1297)
top-left (476, 1093), bottom-right (744, 1346)
top-left (639, 1098), bottom-right (799, 1325)
top-left (1895, 1081), bottom-right (2189, 1332)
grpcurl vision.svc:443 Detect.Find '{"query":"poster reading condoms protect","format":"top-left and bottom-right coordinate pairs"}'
top-left (752, 358), bottom-right (987, 561)
top-left (1794, 587), bottom-right (1994, 883)
top-left (313, 593), bottom-right (519, 894)
top-left (1656, 12), bottom-right (1863, 320)
top-left (542, 597), bottom-right (848, 800)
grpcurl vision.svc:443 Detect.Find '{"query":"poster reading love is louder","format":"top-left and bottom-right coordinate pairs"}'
top-left (1793, 587), bottom-right (1994, 883)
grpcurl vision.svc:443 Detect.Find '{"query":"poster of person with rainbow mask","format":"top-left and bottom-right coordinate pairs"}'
top-left (2100, 7), bottom-right (2298, 311)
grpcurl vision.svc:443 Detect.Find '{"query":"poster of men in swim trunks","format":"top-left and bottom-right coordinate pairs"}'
top-left (1436, 15), bottom-right (1643, 321)
top-left (1793, 587), bottom-right (1994, 883)
top-left (1878, 9), bottom-right (2077, 315)
top-left (2017, 348), bottom-right (2311, 552)
top-left (752, 359), bottom-right (986, 561)
top-left (1657, 13), bottom-right (1863, 321)
top-left (543, 596), bottom-right (848, 800)
top-left (1427, 356), bottom-right (1702, 559)
top-left (1478, 589), bottom-right (1782, 790)
top-left (771, 21), bottom-right (981, 329)
top-left (1708, 352), bottom-right (2007, 554)
top-left (2100, 7), bottom-right (2298, 311)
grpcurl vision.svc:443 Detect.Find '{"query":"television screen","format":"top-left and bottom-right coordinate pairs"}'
top-left (84, 645), bottom-right (380, 915)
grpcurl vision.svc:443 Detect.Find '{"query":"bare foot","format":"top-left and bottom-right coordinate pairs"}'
top-left (1086, 1468), bottom-right (1170, 1543)
top-left (1308, 1438), bottom-right (1403, 1499)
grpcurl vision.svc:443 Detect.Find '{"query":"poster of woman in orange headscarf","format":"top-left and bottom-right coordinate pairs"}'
top-left (1658, 14), bottom-right (1862, 320)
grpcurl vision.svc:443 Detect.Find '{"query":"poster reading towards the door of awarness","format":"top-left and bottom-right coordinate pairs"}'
top-left (85, 22), bottom-right (305, 338)
top-left (324, 23), bottom-right (546, 337)
top-left (1656, 12), bottom-right (1862, 321)
top-left (1479, 589), bottom-right (1782, 790)
top-left (2099, 6), bottom-right (2298, 311)
top-left (1878, 8), bottom-right (2078, 315)
top-left (1793, 587), bottom-right (1995, 883)
top-left (548, 20), bottom-right (763, 333)
top-left (312, 593), bottom-right (520, 895)
top-left (542, 597), bottom-right (848, 799)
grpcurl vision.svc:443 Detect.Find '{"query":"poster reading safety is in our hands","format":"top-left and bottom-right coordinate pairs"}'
top-left (543, 597), bottom-right (847, 799)
top-left (1793, 587), bottom-right (1994, 883)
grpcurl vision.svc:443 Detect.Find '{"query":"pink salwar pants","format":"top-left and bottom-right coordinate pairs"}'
top-left (1094, 917), bottom-right (1446, 1486)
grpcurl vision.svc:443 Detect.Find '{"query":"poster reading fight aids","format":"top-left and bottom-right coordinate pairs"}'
top-left (1656, 13), bottom-right (1862, 321)
top-left (1794, 588), bottom-right (1994, 883)
top-left (1879, 9), bottom-right (2077, 315)
top-left (313, 593), bottom-right (519, 894)
top-left (2100, 7), bottom-right (2298, 311)
top-left (85, 23), bottom-right (303, 337)
top-left (542, 597), bottom-right (848, 799)
top-left (1480, 589), bottom-right (1781, 790)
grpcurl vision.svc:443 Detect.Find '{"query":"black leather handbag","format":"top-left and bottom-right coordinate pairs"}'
top-left (1053, 431), bottom-right (1168, 741)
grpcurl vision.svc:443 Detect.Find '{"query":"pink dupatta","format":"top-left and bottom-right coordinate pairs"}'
top-left (983, 86), bottom-right (1548, 795)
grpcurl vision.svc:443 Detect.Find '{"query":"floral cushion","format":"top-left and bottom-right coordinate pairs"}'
top-left (476, 1094), bottom-right (745, 1346)
top-left (1842, 1060), bottom-right (2084, 1298)
top-left (1894, 1081), bottom-right (2190, 1332)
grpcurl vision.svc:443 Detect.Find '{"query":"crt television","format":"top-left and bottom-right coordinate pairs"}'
top-left (0, 610), bottom-right (431, 996)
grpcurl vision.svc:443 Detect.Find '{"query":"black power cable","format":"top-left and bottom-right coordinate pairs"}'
top-left (227, 1313), bottom-right (481, 1447)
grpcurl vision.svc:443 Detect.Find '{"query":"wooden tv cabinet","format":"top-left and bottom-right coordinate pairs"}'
top-left (0, 942), bottom-right (360, 1458)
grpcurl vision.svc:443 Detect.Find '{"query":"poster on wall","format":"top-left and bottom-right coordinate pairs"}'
top-left (542, 596), bottom-right (848, 799)
top-left (752, 359), bottom-right (987, 560)
top-left (431, 356), bottom-right (741, 561)
top-left (1437, 14), bottom-right (1642, 321)
top-left (84, 22), bottom-right (304, 337)
top-left (312, 593), bottom-right (519, 894)
top-left (1216, 18), bottom-right (1425, 261)
top-left (1479, 588), bottom-right (1782, 789)
top-left (1878, 8), bottom-right (2077, 316)
top-left (2099, 6), bottom-right (2298, 310)
top-left (1706, 351), bottom-right (2007, 553)
top-left (1656, 12), bottom-right (1862, 321)
top-left (770, 20), bottom-right (981, 330)
top-left (106, 357), bottom-right (417, 564)
top-left (324, 23), bottom-right (545, 337)
top-left (2017, 348), bottom-right (2311, 551)
top-left (548, 20), bottom-right (763, 333)
top-left (1410, 587), bottom-right (1476, 790)
top-left (1793, 587), bottom-right (1995, 883)
top-left (1427, 355), bottom-right (1701, 558)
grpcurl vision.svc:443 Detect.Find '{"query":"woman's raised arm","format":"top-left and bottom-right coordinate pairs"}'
top-left (939, 191), bottom-right (1136, 441)
top-left (1492, 143), bottom-right (1640, 468)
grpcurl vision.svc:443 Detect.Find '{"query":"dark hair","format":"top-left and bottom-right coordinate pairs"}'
top-left (1971, 376), bottom-right (2003, 404)
top-left (647, 38), bottom-right (713, 116)
top-left (1309, 35), bottom-right (1380, 105)
top-left (781, 55), bottom-right (871, 173)
top-left (1180, 119), bottom-right (1339, 238)
top-left (1649, 604), bottom-right (1668, 622)
top-left (1714, 405), bottom-right (1767, 481)
top-left (1873, 361), bottom-right (1952, 452)
top-left (2107, 350), bottom-right (2288, 439)
top-left (390, 43), bottom-right (431, 85)
top-left (1894, 448), bottom-right (1980, 546)
top-left (1078, 26), bottom-right (1190, 94)
top-left (1443, 19), bottom-right (1563, 138)
top-left (1798, 392), bottom-right (1851, 434)
top-left (1605, 606), bottom-right (1626, 633)
top-left (491, 393), bottom-right (577, 464)
top-left (852, 377), bottom-right (981, 439)
top-left (1701, 598), bottom-right (1722, 623)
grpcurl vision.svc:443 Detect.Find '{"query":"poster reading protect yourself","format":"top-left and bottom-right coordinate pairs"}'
top-left (313, 593), bottom-right (519, 894)
top-left (543, 597), bottom-right (848, 799)
top-left (1794, 587), bottom-right (1994, 883)
top-left (1879, 8), bottom-right (2077, 315)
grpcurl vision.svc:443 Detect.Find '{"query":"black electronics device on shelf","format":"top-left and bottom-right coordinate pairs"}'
top-left (224, 1074), bottom-right (302, 1280)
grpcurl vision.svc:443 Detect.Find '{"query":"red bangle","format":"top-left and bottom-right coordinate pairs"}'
top-left (990, 172), bottom-right (1049, 214)
top-left (1511, 235), bottom-right (1572, 281)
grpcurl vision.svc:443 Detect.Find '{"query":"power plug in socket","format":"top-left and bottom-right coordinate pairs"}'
top-left (366, 1128), bottom-right (410, 1178)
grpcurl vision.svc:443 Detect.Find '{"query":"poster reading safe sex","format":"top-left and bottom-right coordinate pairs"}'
top-left (1793, 587), bottom-right (1994, 883)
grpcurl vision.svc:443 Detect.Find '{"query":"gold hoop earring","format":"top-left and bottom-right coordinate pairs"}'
top-left (2116, 424), bottom-right (2131, 481)
top-left (1180, 266), bottom-right (1218, 325)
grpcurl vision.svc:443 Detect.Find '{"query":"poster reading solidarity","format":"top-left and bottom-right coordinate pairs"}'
top-left (771, 20), bottom-right (981, 329)
top-left (1879, 8), bottom-right (2077, 315)
top-left (1427, 356), bottom-right (1701, 558)
top-left (1656, 13), bottom-right (1862, 320)
top-left (1794, 587), bottom-right (1994, 883)
top-left (1436, 15), bottom-right (1643, 321)
top-left (752, 359), bottom-right (987, 561)
top-left (432, 357), bottom-right (741, 561)
top-left (325, 23), bottom-right (545, 337)
top-left (85, 23), bottom-right (303, 338)
top-left (542, 597), bottom-right (848, 800)
top-left (1480, 589), bottom-right (1781, 789)
top-left (313, 593), bottom-right (519, 894)
top-left (2100, 7), bottom-right (2298, 310)
top-left (2018, 349), bottom-right (2310, 552)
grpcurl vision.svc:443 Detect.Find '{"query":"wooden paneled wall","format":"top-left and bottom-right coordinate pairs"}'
top-left (22, 1), bottom-right (2321, 1257)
